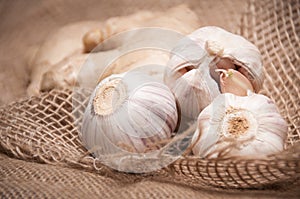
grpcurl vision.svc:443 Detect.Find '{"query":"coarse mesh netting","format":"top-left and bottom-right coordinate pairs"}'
top-left (0, 0), bottom-right (299, 197)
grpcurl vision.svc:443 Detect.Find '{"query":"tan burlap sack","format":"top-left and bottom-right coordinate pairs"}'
top-left (0, 0), bottom-right (299, 198)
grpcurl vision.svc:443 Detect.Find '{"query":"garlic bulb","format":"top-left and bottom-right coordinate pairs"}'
top-left (81, 72), bottom-right (178, 155)
top-left (192, 93), bottom-right (288, 158)
top-left (189, 26), bottom-right (264, 92)
top-left (164, 26), bottom-right (263, 118)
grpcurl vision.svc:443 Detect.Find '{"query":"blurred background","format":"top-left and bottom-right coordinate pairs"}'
top-left (0, 0), bottom-right (246, 105)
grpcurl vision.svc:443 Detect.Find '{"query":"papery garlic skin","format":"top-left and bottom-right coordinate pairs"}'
top-left (164, 26), bottom-right (264, 119)
top-left (81, 72), bottom-right (178, 155)
top-left (192, 93), bottom-right (288, 158)
top-left (164, 38), bottom-right (220, 118)
top-left (170, 66), bottom-right (220, 118)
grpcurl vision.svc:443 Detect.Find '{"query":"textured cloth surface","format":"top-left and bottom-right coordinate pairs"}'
top-left (0, 0), bottom-right (300, 198)
top-left (1, 153), bottom-right (299, 198)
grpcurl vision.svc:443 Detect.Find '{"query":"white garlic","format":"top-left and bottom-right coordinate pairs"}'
top-left (81, 72), bottom-right (178, 155)
top-left (189, 26), bottom-right (264, 93)
top-left (192, 93), bottom-right (288, 158)
top-left (169, 66), bottom-right (220, 118)
top-left (164, 26), bottom-right (264, 119)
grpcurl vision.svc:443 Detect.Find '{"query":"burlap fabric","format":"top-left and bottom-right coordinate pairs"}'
top-left (0, 0), bottom-right (299, 198)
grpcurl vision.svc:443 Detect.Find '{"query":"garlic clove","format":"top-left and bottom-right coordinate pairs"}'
top-left (164, 38), bottom-right (218, 119)
top-left (164, 36), bottom-right (207, 81)
top-left (216, 69), bottom-right (254, 96)
top-left (83, 29), bottom-right (103, 53)
top-left (170, 68), bottom-right (219, 119)
top-left (192, 93), bottom-right (288, 158)
top-left (81, 71), bottom-right (178, 155)
top-left (191, 107), bottom-right (219, 156)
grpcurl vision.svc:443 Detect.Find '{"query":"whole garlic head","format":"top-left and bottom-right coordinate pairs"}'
top-left (190, 26), bottom-right (264, 92)
top-left (164, 26), bottom-right (264, 119)
top-left (81, 72), bottom-right (178, 155)
top-left (192, 93), bottom-right (288, 158)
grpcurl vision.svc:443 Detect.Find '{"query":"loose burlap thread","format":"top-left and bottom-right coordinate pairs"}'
top-left (0, 0), bottom-right (299, 197)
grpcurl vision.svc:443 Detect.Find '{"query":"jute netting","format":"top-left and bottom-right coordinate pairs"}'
top-left (0, 0), bottom-right (299, 194)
